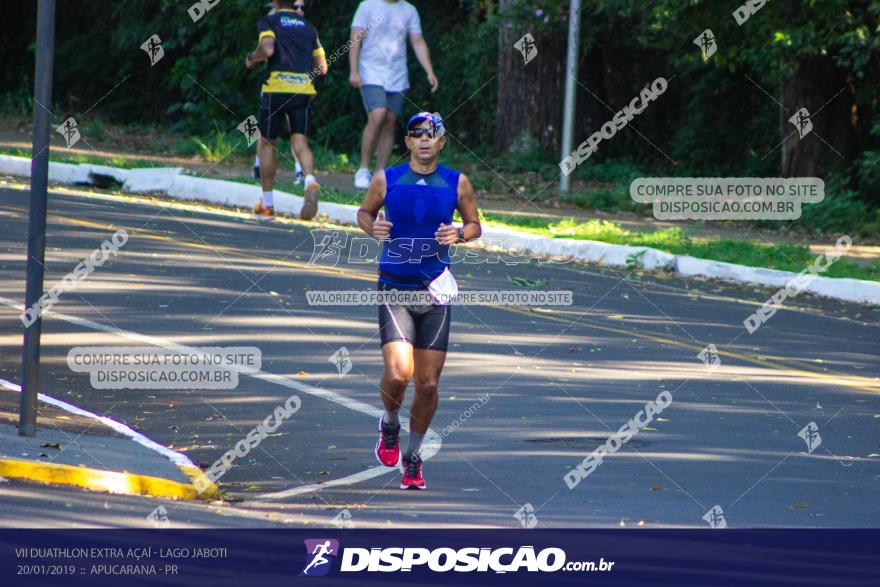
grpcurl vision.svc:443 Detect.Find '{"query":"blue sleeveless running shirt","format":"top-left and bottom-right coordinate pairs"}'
top-left (378, 163), bottom-right (461, 289)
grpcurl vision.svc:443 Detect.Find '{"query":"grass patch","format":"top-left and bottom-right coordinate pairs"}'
top-left (191, 128), bottom-right (240, 163)
top-left (480, 213), bottom-right (880, 282)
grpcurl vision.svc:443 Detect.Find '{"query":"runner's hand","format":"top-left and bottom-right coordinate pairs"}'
top-left (427, 72), bottom-right (439, 93)
top-left (435, 223), bottom-right (457, 245)
top-left (372, 211), bottom-right (392, 240)
top-left (349, 72), bottom-right (363, 89)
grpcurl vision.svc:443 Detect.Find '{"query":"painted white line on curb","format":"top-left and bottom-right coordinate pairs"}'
top-left (0, 377), bottom-right (195, 470)
top-left (0, 296), bottom-right (440, 499)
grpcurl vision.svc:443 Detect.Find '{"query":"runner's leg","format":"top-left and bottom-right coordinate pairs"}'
top-left (381, 341), bottom-right (413, 419)
top-left (360, 107), bottom-right (388, 171)
top-left (408, 348), bottom-right (447, 449)
top-left (376, 111), bottom-right (398, 171)
top-left (291, 134), bottom-right (314, 176)
top-left (259, 137), bottom-right (278, 194)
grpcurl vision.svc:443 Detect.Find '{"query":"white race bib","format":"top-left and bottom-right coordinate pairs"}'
top-left (427, 268), bottom-right (458, 305)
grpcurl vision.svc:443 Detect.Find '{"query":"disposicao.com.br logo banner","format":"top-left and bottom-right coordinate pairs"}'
top-left (298, 539), bottom-right (612, 576)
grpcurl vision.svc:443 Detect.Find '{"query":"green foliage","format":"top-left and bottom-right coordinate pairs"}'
top-left (82, 119), bottom-right (110, 143)
top-left (795, 174), bottom-right (874, 235)
top-left (191, 127), bottom-right (241, 163)
top-left (2, 0), bottom-right (878, 235)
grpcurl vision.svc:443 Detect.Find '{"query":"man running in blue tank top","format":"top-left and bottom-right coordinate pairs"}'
top-left (357, 112), bottom-right (482, 490)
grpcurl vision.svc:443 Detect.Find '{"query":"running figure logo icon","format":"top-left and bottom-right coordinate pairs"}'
top-left (514, 503), bottom-right (538, 528)
top-left (146, 505), bottom-right (170, 529)
top-left (56, 117), bottom-right (81, 148)
top-left (237, 116), bottom-right (261, 147)
top-left (702, 505), bottom-right (727, 529)
top-left (798, 422), bottom-right (822, 453)
top-left (789, 108), bottom-right (813, 139)
top-left (697, 344), bottom-right (721, 373)
top-left (308, 231), bottom-right (348, 266)
top-left (693, 29), bottom-right (717, 61)
top-left (329, 347), bottom-right (353, 377)
top-left (140, 34), bottom-right (165, 66)
top-left (300, 539), bottom-right (339, 577)
top-left (514, 33), bottom-right (538, 65)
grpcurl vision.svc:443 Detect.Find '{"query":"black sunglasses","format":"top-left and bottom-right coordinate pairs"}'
top-left (293, 4), bottom-right (305, 9)
top-left (407, 128), bottom-right (437, 139)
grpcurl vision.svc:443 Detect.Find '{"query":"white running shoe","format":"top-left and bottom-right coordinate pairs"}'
top-left (301, 176), bottom-right (320, 220)
top-left (354, 168), bottom-right (372, 189)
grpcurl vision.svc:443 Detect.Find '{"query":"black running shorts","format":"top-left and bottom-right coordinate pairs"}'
top-left (259, 92), bottom-right (312, 139)
top-left (377, 282), bottom-right (451, 352)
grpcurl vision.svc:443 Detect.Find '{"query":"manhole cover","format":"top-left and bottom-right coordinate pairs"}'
top-left (525, 437), bottom-right (647, 450)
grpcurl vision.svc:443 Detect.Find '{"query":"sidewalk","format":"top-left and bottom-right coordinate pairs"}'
top-left (0, 383), bottom-right (218, 501)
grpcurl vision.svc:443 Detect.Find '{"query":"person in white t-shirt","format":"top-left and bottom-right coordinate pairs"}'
top-left (348, 0), bottom-right (439, 189)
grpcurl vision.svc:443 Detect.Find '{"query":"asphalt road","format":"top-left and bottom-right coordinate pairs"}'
top-left (1, 182), bottom-right (879, 528)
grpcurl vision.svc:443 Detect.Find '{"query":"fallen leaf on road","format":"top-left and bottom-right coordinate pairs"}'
top-left (650, 485), bottom-right (663, 492)
top-left (40, 443), bottom-right (61, 450)
top-left (297, 370), bottom-right (310, 376)
top-left (508, 275), bottom-right (549, 288)
top-left (790, 502), bottom-right (809, 509)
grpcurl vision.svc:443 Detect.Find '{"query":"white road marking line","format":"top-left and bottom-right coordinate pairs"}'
top-left (0, 296), bottom-right (441, 501)
top-left (0, 377), bottom-right (196, 470)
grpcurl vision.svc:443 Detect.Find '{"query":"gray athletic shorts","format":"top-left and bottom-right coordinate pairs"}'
top-left (360, 85), bottom-right (405, 118)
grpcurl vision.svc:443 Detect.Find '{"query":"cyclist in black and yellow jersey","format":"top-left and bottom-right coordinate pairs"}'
top-left (246, 0), bottom-right (327, 220)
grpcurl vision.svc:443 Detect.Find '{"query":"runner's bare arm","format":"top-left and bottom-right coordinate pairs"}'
top-left (349, 27), bottom-right (365, 88)
top-left (409, 33), bottom-right (439, 93)
top-left (357, 171), bottom-right (390, 239)
top-left (312, 38), bottom-right (328, 77)
top-left (246, 37), bottom-right (275, 68)
top-left (456, 173), bottom-right (481, 242)
top-left (436, 173), bottom-right (480, 245)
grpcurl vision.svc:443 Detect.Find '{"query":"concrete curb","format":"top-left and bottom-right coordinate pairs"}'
top-left (675, 255), bottom-right (880, 306)
top-left (1, 155), bottom-right (876, 306)
top-left (0, 377), bottom-right (221, 501)
top-left (0, 457), bottom-right (210, 501)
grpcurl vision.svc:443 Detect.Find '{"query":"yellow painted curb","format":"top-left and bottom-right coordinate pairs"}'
top-left (0, 458), bottom-right (221, 501)
top-left (178, 464), bottom-right (223, 500)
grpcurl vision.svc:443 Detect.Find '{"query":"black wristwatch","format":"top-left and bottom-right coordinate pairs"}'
top-left (456, 227), bottom-right (465, 243)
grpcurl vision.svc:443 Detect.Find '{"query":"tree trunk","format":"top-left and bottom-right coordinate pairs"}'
top-left (781, 55), bottom-right (855, 178)
top-left (493, 1), bottom-right (566, 156)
